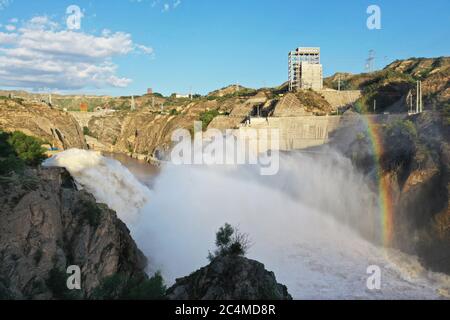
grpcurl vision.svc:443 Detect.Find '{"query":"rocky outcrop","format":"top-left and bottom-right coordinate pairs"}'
top-left (343, 111), bottom-right (450, 274)
top-left (0, 98), bottom-right (86, 150)
top-left (387, 113), bottom-right (450, 273)
top-left (166, 255), bottom-right (292, 300)
top-left (88, 111), bottom-right (199, 157)
top-left (0, 167), bottom-right (147, 299)
top-left (325, 57), bottom-right (450, 113)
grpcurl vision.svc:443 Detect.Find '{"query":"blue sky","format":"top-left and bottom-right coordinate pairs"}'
top-left (0, 0), bottom-right (448, 96)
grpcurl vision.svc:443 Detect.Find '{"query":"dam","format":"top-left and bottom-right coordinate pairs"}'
top-left (237, 113), bottom-right (408, 151)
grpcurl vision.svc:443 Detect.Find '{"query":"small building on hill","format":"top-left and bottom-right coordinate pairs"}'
top-left (80, 102), bottom-right (88, 112)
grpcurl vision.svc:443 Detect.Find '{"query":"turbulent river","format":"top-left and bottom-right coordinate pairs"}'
top-left (44, 149), bottom-right (450, 299)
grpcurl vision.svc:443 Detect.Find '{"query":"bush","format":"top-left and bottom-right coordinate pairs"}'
top-left (4, 131), bottom-right (46, 166)
top-left (0, 155), bottom-right (25, 176)
top-left (83, 126), bottom-right (90, 136)
top-left (79, 200), bottom-right (103, 227)
top-left (46, 268), bottom-right (81, 300)
top-left (199, 109), bottom-right (220, 131)
top-left (91, 272), bottom-right (166, 300)
top-left (208, 223), bottom-right (251, 261)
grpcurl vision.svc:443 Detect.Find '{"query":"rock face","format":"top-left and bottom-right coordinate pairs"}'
top-left (344, 112), bottom-right (450, 274)
top-left (325, 57), bottom-right (450, 113)
top-left (0, 167), bottom-right (147, 299)
top-left (166, 255), bottom-right (292, 300)
top-left (0, 98), bottom-right (86, 150)
top-left (88, 110), bottom-right (200, 157)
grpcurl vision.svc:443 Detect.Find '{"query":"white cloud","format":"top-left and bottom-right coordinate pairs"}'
top-left (136, 44), bottom-right (154, 55)
top-left (5, 24), bottom-right (16, 31)
top-left (0, 16), bottom-right (153, 90)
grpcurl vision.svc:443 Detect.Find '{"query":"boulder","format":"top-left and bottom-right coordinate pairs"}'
top-left (167, 255), bottom-right (292, 300)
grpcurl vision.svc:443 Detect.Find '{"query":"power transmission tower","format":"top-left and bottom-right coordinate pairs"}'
top-left (365, 50), bottom-right (376, 73)
top-left (419, 80), bottom-right (423, 113)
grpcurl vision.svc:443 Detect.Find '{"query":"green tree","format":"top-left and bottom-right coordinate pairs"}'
top-left (0, 131), bottom-right (46, 175)
top-left (7, 131), bottom-right (46, 166)
top-left (208, 223), bottom-right (251, 261)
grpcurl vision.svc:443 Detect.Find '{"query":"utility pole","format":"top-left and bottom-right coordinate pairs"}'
top-left (131, 95), bottom-right (136, 111)
top-left (416, 81), bottom-right (419, 114)
top-left (419, 80), bottom-right (423, 113)
top-left (338, 75), bottom-right (341, 91)
top-left (407, 91), bottom-right (413, 114)
top-left (373, 99), bottom-right (376, 113)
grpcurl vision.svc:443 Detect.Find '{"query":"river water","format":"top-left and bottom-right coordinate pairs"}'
top-left (44, 149), bottom-right (450, 300)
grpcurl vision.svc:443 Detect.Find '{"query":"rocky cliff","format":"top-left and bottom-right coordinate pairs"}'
top-left (166, 255), bottom-right (292, 300)
top-left (0, 167), bottom-right (147, 299)
top-left (343, 111), bottom-right (450, 274)
top-left (0, 98), bottom-right (86, 150)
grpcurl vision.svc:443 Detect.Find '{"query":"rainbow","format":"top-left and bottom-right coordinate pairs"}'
top-left (360, 113), bottom-right (395, 247)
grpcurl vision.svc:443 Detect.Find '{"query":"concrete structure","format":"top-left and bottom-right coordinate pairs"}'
top-left (289, 47), bottom-right (323, 91)
top-left (236, 113), bottom-right (408, 152)
top-left (243, 116), bottom-right (341, 151)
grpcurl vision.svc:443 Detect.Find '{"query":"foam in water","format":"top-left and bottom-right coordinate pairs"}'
top-left (44, 148), bottom-right (450, 299)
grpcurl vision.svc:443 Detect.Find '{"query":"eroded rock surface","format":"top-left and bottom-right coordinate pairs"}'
top-left (0, 167), bottom-right (146, 299)
top-left (167, 255), bottom-right (292, 300)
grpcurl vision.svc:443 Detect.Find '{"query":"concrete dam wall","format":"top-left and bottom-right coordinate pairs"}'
top-left (241, 116), bottom-right (341, 151)
top-left (237, 114), bottom-right (407, 151)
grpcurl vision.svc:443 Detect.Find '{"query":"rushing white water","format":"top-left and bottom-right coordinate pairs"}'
top-left (44, 149), bottom-right (450, 299)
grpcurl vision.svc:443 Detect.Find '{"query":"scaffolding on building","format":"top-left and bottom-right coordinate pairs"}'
top-left (288, 47), bottom-right (323, 91)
